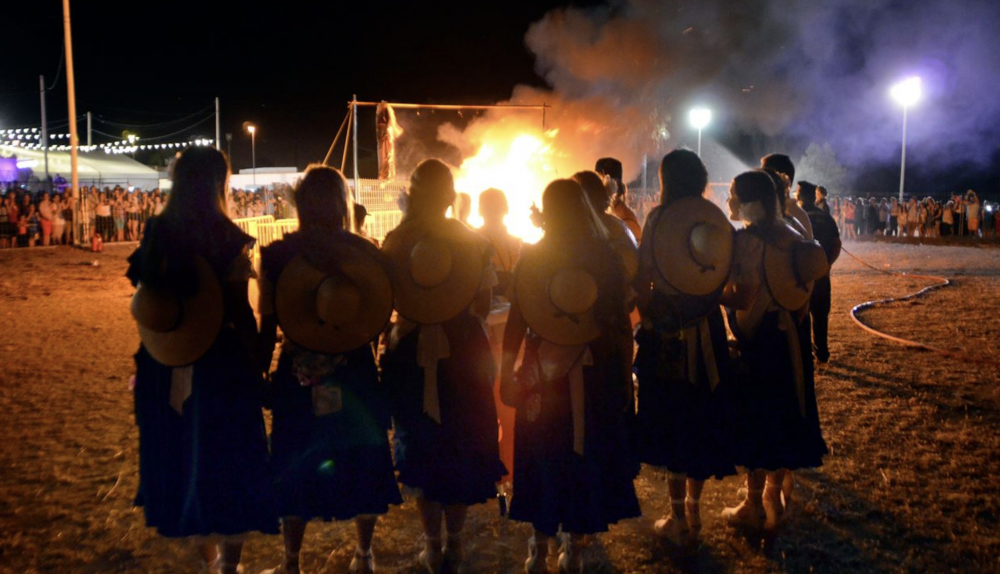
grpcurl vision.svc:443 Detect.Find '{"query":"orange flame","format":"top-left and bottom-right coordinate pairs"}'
top-left (454, 129), bottom-right (560, 243)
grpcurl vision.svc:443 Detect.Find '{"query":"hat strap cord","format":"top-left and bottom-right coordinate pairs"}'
top-left (790, 246), bottom-right (808, 290)
top-left (552, 308), bottom-right (583, 325)
top-left (777, 310), bottom-right (807, 417)
top-left (686, 235), bottom-right (716, 274)
top-left (417, 324), bottom-right (451, 425)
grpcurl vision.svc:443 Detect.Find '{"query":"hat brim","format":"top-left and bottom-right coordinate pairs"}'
top-left (764, 222), bottom-right (827, 311)
top-left (382, 218), bottom-right (484, 325)
top-left (515, 246), bottom-right (601, 347)
top-left (652, 197), bottom-right (734, 296)
top-left (275, 240), bottom-right (393, 354)
top-left (136, 256), bottom-right (224, 367)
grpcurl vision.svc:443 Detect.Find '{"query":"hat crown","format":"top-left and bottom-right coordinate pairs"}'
top-left (689, 222), bottom-right (726, 268)
top-left (548, 267), bottom-right (598, 316)
top-left (409, 238), bottom-right (453, 288)
top-left (316, 276), bottom-right (361, 327)
top-left (131, 284), bottom-right (181, 333)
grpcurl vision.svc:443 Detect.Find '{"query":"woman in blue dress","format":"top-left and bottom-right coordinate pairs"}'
top-left (500, 179), bottom-right (640, 574)
top-left (257, 165), bottom-right (402, 574)
top-left (720, 170), bottom-right (828, 531)
top-left (128, 147), bottom-right (277, 573)
top-left (380, 159), bottom-right (506, 574)
top-left (633, 150), bottom-right (736, 545)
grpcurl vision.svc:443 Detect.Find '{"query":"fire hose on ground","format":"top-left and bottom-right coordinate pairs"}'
top-left (840, 245), bottom-right (998, 367)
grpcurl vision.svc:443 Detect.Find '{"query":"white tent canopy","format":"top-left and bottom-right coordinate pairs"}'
top-left (0, 145), bottom-right (161, 190)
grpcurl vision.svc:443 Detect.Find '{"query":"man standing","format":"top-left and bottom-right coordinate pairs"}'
top-left (816, 186), bottom-right (831, 215)
top-left (797, 181), bottom-right (841, 366)
top-left (596, 157), bottom-right (643, 242)
top-left (760, 153), bottom-right (813, 239)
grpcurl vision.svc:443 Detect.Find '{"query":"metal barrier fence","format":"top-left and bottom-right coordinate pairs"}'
top-left (256, 219), bottom-right (300, 249)
top-left (232, 215), bottom-right (275, 261)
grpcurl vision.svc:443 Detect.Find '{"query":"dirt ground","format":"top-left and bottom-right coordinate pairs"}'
top-left (1, 239), bottom-right (998, 574)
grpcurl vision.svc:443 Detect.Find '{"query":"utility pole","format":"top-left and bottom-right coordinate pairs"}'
top-left (86, 111), bottom-right (91, 146)
top-left (40, 75), bottom-right (49, 192)
top-left (62, 0), bottom-right (81, 243)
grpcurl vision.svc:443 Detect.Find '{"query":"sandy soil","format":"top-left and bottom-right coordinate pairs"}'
top-left (1, 239), bottom-right (998, 574)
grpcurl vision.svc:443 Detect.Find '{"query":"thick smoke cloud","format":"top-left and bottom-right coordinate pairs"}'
top-left (444, 0), bottom-right (999, 189)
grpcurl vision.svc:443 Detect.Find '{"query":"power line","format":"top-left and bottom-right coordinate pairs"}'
top-left (93, 104), bottom-right (214, 130)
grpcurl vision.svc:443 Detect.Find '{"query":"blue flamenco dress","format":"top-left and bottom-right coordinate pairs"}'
top-left (261, 233), bottom-right (402, 521)
top-left (129, 216), bottom-right (278, 538)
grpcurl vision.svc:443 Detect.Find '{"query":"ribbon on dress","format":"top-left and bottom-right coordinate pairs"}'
top-left (682, 316), bottom-right (721, 391)
top-left (417, 323), bottom-right (450, 424)
top-left (777, 309), bottom-right (806, 417)
top-left (169, 365), bottom-right (194, 415)
top-left (537, 341), bottom-right (594, 455)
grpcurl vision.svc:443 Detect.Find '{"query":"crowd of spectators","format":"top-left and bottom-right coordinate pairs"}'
top-left (0, 183), bottom-right (304, 249)
top-left (827, 190), bottom-right (996, 239)
top-left (1, 188), bottom-right (78, 248)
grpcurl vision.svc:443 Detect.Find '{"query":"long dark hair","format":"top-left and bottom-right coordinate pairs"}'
top-left (660, 149), bottom-right (708, 205)
top-left (732, 170), bottom-right (779, 226)
top-left (293, 164), bottom-right (354, 233)
top-left (160, 147), bottom-right (230, 227)
top-left (138, 147), bottom-right (230, 290)
top-left (540, 179), bottom-right (607, 242)
top-left (404, 159), bottom-right (456, 221)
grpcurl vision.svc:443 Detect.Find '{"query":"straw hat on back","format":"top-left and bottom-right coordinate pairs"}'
top-left (131, 255), bottom-right (224, 367)
top-left (651, 196), bottom-right (734, 296)
top-left (764, 221), bottom-right (830, 310)
top-left (274, 234), bottom-right (394, 354)
top-left (515, 245), bottom-right (602, 346)
top-left (382, 218), bottom-right (484, 325)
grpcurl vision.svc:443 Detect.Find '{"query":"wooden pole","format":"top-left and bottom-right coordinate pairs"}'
top-left (322, 109), bottom-right (351, 166)
top-left (62, 0), bottom-right (81, 244)
top-left (353, 101), bottom-right (550, 111)
top-left (351, 95), bottom-right (360, 203)
top-left (40, 75), bottom-right (49, 191)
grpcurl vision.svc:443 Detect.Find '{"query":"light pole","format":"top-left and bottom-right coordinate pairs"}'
top-left (689, 107), bottom-right (712, 157)
top-left (245, 123), bottom-right (256, 188)
top-left (890, 77), bottom-right (921, 204)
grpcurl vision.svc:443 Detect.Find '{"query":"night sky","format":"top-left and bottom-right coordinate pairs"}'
top-left (4, 0), bottom-right (998, 197)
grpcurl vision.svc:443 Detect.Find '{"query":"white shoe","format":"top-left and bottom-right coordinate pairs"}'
top-left (525, 536), bottom-right (548, 574)
top-left (419, 539), bottom-right (443, 574)
top-left (721, 495), bottom-right (764, 530)
top-left (653, 514), bottom-right (688, 545)
top-left (557, 535), bottom-right (582, 574)
top-left (349, 547), bottom-right (375, 574)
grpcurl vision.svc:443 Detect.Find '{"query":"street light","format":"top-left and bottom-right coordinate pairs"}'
top-left (689, 107), bottom-right (712, 157)
top-left (245, 123), bottom-right (256, 188)
top-left (890, 77), bottom-right (921, 203)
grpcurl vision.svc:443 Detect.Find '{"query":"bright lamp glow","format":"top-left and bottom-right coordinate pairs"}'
top-left (891, 77), bottom-right (922, 107)
top-left (246, 124), bottom-right (256, 134)
top-left (689, 107), bottom-right (712, 130)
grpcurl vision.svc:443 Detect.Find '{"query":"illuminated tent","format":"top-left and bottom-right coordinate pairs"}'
top-left (0, 145), bottom-right (160, 190)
